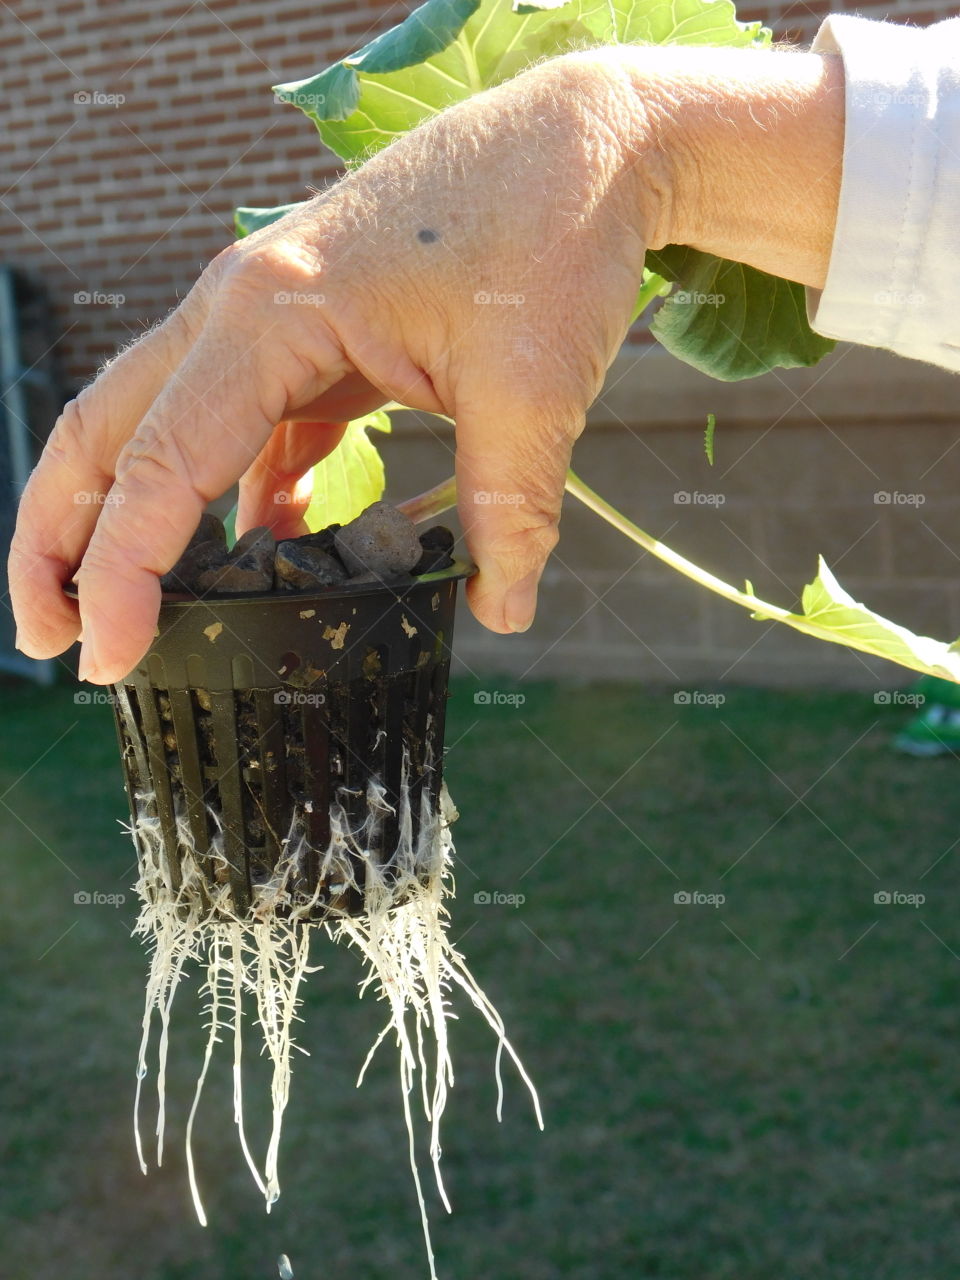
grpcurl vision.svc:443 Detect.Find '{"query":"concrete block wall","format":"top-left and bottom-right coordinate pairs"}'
top-left (379, 345), bottom-right (960, 688)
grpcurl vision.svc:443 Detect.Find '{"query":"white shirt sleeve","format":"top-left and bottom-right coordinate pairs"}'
top-left (807, 14), bottom-right (960, 372)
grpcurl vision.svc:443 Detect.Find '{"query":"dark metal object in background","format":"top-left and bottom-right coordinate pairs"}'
top-left (0, 267), bottom-right (66, 684)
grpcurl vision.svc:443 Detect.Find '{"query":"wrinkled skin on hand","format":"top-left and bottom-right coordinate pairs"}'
top-left (10, 51), bottom-right (671, 683)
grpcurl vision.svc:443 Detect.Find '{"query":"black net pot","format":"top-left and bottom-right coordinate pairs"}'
top-left (94, 562), bottom-right (472, 921)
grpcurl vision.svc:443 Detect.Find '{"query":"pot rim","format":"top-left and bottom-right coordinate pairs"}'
top-left (63, 558), bottom-right (475, 609)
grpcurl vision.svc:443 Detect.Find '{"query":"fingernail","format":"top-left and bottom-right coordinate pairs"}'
top-left (77, 619), bottom-right (100, 682)
top-left (504, 570), bottom-right (540, 634)
top-left (14, 629), bottom-right (22, 653)
top-left (77, 647), bottom-right (96, 682)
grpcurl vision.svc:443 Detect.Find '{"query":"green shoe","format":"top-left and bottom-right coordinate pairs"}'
top-left (894, 702), bottom-right (960, 757)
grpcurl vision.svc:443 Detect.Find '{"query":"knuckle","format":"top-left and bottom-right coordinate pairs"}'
top-left (161, 286), bottom-right (208, 349)
top-left (44, 397), bottom-right (94, 472)
top-left (75, 533), bottom-right (145, 591)
top-left (115, 428), bottom-right (201, 501)
top-left (482, 498), bottom-right (561, 577)
top-left (218, 236), bottom-right (318, 297)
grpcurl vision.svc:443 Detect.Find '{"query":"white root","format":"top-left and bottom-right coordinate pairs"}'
top-left (126, 757), bottom-right (540, 1280)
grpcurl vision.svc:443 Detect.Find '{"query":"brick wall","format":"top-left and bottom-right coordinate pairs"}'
top-left (0, 0), bottom-right (400, 387)
top-left (4, 0), bottom-right (958, 387)
top-left (3, 0), bottom-right (960, 687)
top-left (739, 0), bottom-right (959, 46)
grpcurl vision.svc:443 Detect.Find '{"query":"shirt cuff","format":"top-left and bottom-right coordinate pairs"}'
top-left (807, 14), bottom-right (960, 372)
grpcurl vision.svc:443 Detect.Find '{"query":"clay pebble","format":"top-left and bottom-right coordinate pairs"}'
top-left (335, 502), bottom-right (422, 578)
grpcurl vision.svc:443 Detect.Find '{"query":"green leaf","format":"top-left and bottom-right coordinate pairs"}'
top-left (704, 412), bottom-right (716, 465)
top-left (234, 203), bottom-right (302, 237)
top-left (223, 502), bottom-right (238, 548)
top-left (303, 410), bottom-right (392, 530)
top-left (273, 0), bottom-right (764, 165)
top-left (645, 245), bottom-right (836, 380)
top-left (273, 0), bottom-right (480, 162)
top-left (751, 558), bottom-right (960, 681)
top-left (266, 0), bottom-right (833, 381)
top-left (573, 0), bottom-right (768, 46)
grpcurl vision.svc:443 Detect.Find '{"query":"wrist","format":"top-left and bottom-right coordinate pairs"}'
top-left (528, 49), bottom-right (682, 254)
top-left (558, 44), bottom-right (845, 291)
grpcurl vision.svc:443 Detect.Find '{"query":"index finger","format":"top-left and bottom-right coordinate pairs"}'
top-left (9, 294), bottom-right (208, 660)
top-left (74, 317), bottom-right (350, 683)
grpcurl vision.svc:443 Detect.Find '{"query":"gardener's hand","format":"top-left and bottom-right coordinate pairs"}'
top-left (9, 44), bottom-right (842, 684)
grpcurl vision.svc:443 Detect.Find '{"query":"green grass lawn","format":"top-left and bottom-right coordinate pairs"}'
top-left (3, 676), bottom-right (960, 1280)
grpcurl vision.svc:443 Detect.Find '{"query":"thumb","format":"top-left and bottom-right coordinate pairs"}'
top-left (454, 370), bottom-right (584, 635)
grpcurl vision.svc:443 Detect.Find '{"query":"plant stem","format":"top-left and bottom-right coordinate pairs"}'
top-left (397, 475), bottom-right (458, 524)
top-left (396, 465), bottom-right (960, 678)
top-left (630, 270), bottom-right (671, 324)
top-left (396, 466), bottom-right (787, 620)
top-left (563, 468), bottom-right (790, 620)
